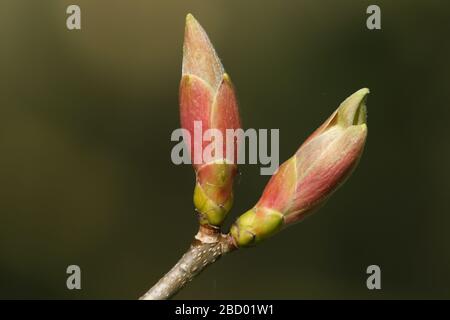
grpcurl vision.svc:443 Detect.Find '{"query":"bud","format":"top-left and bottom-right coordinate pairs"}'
top-left (180, 14), bottom-right (241, 226)
top-left (230, 89), bottom-right (369, 246)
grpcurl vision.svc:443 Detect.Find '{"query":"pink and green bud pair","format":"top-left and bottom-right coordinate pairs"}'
top-left (230, 89), bottom-right (369, 247)
top-left (180, 14), bottom-right (241, 226)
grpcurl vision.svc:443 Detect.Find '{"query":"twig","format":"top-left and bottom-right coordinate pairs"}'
top-left (140, 226), bottom-right (236, 300)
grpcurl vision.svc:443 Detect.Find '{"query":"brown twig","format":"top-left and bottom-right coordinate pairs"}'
top-left (139, 226), bottom-right (236, 300)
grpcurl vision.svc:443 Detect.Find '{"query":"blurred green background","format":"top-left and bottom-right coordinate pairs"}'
top-left (1, 0), bottom-right (450, 299)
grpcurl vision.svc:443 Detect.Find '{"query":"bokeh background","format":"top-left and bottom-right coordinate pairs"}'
top-left (1, 0), bottom-right (450, 299)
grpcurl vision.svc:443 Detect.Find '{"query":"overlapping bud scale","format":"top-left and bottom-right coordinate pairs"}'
top-left (180, 15), bottom-right (241, 226)
top-left (231, 89), bottom-right (369, 246)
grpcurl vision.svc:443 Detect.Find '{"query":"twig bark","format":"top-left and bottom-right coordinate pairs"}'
top-left (140, 226), bottom-right (236, 300)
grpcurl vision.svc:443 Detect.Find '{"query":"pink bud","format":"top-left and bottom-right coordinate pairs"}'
top-left (230, 89), bottom-right (368, 246)
top-left (179, 14), bottom-right (241, 226)
top-left (260, 88), bottom-right (368, 224)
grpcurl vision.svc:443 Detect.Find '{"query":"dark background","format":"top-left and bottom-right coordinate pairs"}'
top-left (1, 0), bottom-right (449, 299)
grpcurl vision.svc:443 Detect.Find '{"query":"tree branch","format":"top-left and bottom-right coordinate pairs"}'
top-left (139, 226), bottom-right (236, 300)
